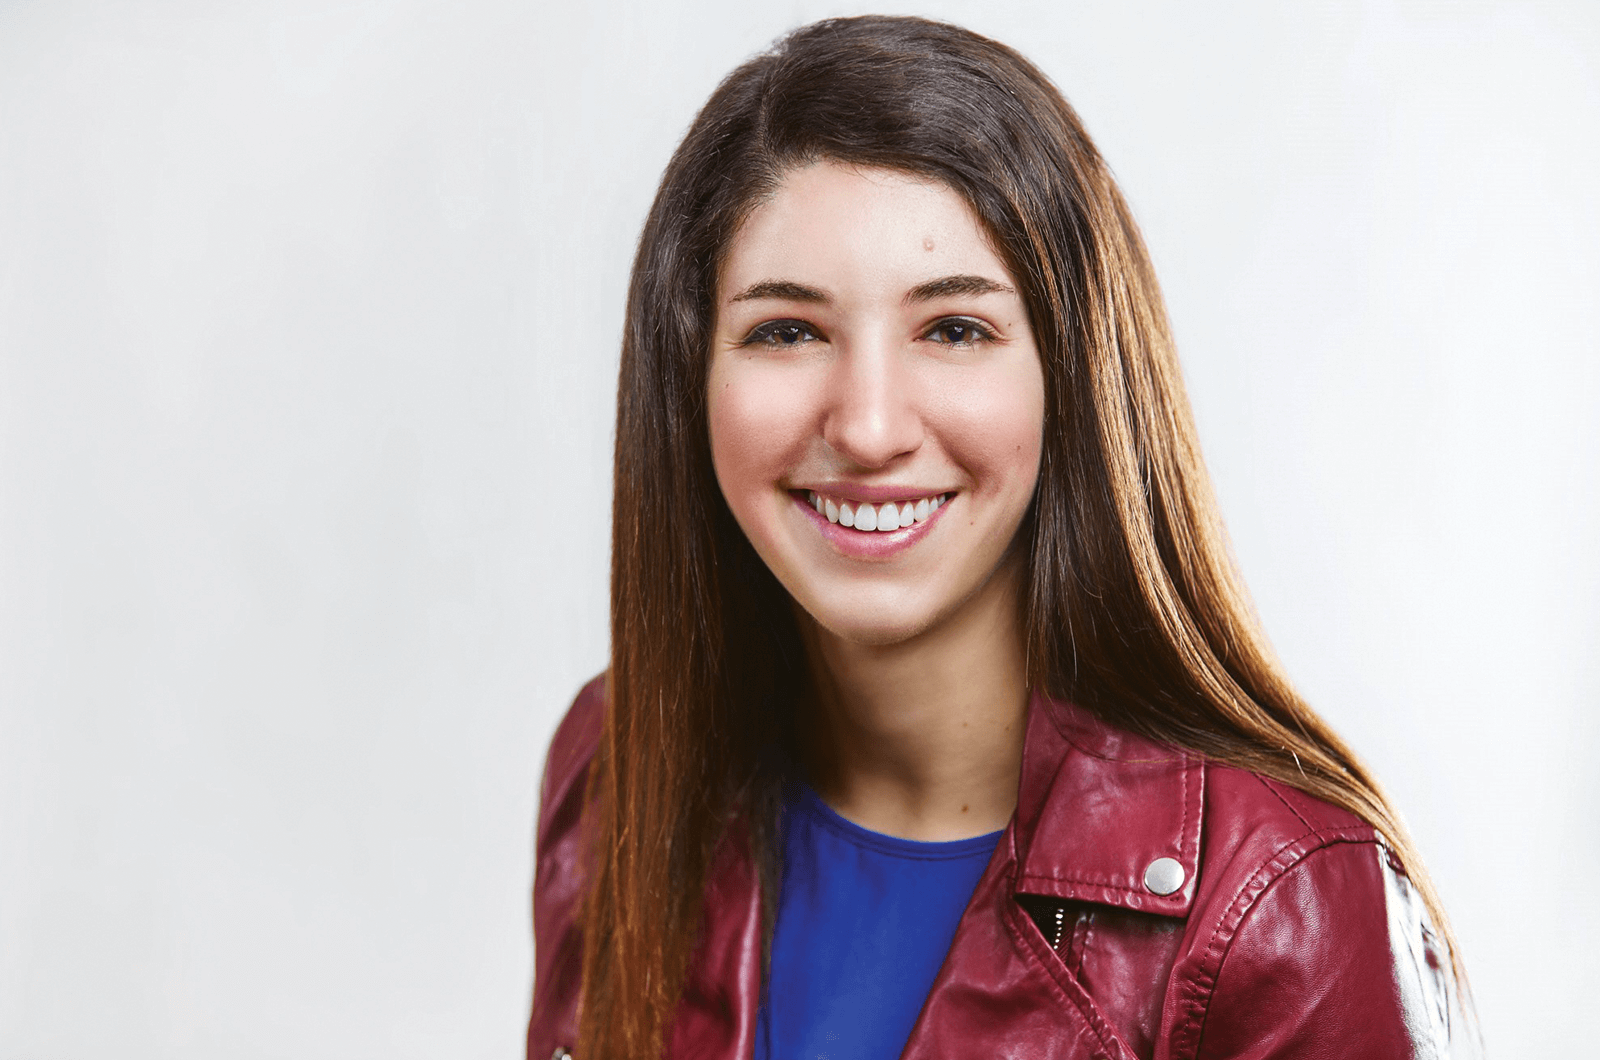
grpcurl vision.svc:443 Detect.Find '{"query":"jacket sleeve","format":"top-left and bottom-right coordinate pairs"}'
top-left (526, 676), bottom-right (606, 1060)
top-left (1189, 838), bottom-right (1456, 1060)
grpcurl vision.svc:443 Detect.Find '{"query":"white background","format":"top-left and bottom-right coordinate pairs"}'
top-left (1, 1), bottom-right (1595, 1056)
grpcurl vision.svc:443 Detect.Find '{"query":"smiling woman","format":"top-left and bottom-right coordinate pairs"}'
top-left (527, 15), bottom-right (1472, 1060)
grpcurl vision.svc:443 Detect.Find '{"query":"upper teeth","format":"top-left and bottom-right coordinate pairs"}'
top-left (807, 491), bottom-right (947, 531)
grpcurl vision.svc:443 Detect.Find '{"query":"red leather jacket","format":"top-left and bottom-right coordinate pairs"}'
top-left (528, 677), bottom-right (1459, 1059)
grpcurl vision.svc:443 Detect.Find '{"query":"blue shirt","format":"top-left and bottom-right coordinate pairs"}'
top-left (755, 785), bottom-right (1003, 1060)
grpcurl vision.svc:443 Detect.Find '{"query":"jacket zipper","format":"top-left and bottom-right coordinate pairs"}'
top-left (1046, 903), bottom-right (1068, 951)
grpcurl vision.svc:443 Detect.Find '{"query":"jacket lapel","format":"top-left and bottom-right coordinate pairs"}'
top-left (667, 822), bottom-right (763, 1060)
top-left (898, 832), bottom-right (1139, 1060)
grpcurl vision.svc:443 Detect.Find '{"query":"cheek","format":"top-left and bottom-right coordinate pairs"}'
top-left (928, 361), bottom-right (1046, 495)
top-left (707, 361), bottom-right (815, 510)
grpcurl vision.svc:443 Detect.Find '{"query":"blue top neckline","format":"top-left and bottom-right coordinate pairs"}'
top-left (791, 783), bottom-right (1006, 862)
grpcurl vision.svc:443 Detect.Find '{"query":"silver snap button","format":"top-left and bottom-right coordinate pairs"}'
top-left (551, 1049), bottom-right (572, 1060)
top-left (1143, 856), bottom-right (1185, 895)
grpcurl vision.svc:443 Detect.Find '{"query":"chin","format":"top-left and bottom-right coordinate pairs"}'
top-left (790, 586), bottom-right (957, 650)
top-left (810, 615), bottom-right (931, 649)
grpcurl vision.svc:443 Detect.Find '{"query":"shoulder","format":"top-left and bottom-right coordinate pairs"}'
top-left (536, 672), bottom-right (606, 847)
top-left (1165, 763), bottom-right (1454, 1059)
top-left (533, 671), bottom-right (605, 903)
top-left (1025, 697), bottom-right (1457, 1057)
top-left (1188, 761), bottom-right (1387, 962)
top-left (1016, 697), bottom-right (1457, 1057)
top-left (528, 674), bottom-right (606, 1060)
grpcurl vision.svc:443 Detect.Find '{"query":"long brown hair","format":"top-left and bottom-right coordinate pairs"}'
top-left (583, 15), bottom-right (1461, 1057)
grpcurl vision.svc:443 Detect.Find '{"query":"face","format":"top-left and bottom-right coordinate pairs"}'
top-left (707, 162), bottom-right (1046, 647)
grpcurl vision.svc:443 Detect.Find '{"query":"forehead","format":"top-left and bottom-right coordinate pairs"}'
top-left (718, 162), bottom-right (1012, 301)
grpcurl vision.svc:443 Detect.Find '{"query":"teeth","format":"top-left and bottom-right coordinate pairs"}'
top-left (805, 491), bottom-right (949, 533)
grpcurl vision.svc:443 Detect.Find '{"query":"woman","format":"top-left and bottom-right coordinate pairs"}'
top-left (528, 16), bottom-right (1468, 1060)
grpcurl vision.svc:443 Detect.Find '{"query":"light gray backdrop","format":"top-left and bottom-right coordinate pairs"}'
top-left (2, 0), bottom-right (1595, 1056)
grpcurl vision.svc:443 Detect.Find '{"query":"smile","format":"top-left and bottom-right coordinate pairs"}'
top-left (803, 490), bottom-right (950, 532)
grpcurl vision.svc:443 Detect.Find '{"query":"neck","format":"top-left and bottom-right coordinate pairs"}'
top-left (797, 562), bottom-right (1030, 842)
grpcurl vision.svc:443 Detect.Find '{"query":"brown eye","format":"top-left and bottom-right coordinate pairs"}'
top-left (925, 318), bottom-right (994, 347)
top-left (745, 320), bottom-right (820, 346)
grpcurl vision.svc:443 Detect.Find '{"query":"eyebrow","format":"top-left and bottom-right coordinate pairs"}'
top-left (904, 274), bottom-right (1015, 304)
top-left (729, 279), bottom-right (829, 303)
top-left (727, 274), bottom-right (1015, 305)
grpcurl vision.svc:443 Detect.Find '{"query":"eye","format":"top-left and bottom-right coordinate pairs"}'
top-left (923, 317), bottom-right (996, 347)
top-left (740, 319), bottom-right (821, 347)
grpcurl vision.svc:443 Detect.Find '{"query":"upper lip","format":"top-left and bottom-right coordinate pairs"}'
top-left (794, 482), bottom-right (954, 504)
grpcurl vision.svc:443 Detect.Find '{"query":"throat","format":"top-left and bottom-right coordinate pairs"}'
top-left (796, 573), bottom-right (1030, 842)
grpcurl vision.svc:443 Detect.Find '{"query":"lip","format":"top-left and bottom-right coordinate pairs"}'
top-left (799, 481), bottom-right (954, 505)
top-left (790, 489), bottom-right (952, 559)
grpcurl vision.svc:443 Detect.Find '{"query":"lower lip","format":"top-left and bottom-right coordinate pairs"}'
top-left (791, 492), bottom-right (951, 559)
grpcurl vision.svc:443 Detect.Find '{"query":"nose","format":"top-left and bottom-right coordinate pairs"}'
top-left (820, 340), bottom-right (924, 469)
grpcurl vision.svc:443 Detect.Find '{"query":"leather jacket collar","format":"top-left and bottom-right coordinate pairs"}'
top-left (1012, 692), bottom-right (1203, 919)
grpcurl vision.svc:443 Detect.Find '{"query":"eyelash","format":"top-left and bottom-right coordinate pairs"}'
top-left (737, 316), bottom-right (998, 348)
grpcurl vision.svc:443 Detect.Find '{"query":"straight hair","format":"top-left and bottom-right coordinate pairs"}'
top-left (581, 15), bottom-right (1463, 1058)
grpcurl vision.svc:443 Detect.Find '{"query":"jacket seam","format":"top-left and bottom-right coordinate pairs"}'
top-left (1017, 869), bottom-right (1178, 890)
top-left (1171, 828), bottom-right (1377, 1060)
top-left (1179, 758), bottom-right (1190, 859)
top-left (1256, 773), bottom-right (1316, 834)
